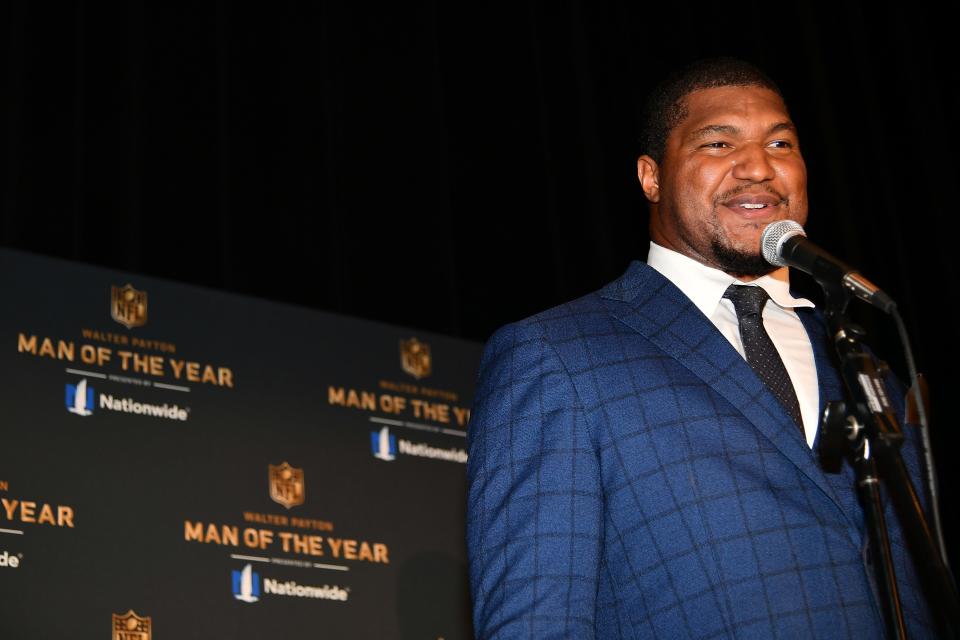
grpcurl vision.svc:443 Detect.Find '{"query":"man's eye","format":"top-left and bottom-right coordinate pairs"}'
top-left (769, 140), bottom-right (793, 148)
top-left (702, 142), bottom-right (730, 149)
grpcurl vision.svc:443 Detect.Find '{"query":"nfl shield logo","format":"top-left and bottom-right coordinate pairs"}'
top-left (111, 284), bottom-right (147, 329)
top-left (269, 462), bottom-right (305, 509)
top-left (400, 337), bottom-right (431, 380)
top-left (112, 610), bottom-right (151, 640)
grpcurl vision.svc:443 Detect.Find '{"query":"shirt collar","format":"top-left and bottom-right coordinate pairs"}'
top-left (646, 241), bottom-right (815, 318)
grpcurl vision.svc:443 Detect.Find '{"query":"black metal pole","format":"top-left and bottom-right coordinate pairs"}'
top-left (875, 444), bottom-right (960, 638)
top-left (856, 444), bottom-right (907, 639)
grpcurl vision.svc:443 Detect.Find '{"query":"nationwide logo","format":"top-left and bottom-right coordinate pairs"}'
top-left (111, 283), bottom-right (147, 329)
top-left (269, 462), bottom-right (305, 509)
top-left (99, 394), bottom-right (188, 421)
top-left (232, 563), bottom-right (260, 603)
top-left (230, 564), bottom-right (349, 604)
top-left (264, 579), bottom-right (349, 601)
top-left (399, 337), bottom-right (431, 380)
top-left (64, 379), bottom-right (189, 421)
top-left (112, 610), bottom-right (151, 640)
top-left (66, 379), bottom-right (94, 416)
top-left (371, 426), bottom-right (397, 461)
top-left (0, 550), bottom-right (22, 568)
top-left (370, 427), bottom-right (467, 464)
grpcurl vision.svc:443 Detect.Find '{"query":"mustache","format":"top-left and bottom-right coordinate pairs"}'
top-left (714, 183), bottom-right (787, 205)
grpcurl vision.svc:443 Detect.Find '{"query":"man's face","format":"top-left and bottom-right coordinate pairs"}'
top-left (638, 85), bottom-right (808, 278)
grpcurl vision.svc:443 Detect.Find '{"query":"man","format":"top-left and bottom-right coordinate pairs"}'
top-left (466, 58), bottom-right (934, 638)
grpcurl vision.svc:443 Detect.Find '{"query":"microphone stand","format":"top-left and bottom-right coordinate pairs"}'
top-left (817, 283), bottom-right (960, 639)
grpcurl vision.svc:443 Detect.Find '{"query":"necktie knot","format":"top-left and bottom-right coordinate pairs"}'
top-left (724, 284), bottom-right (769, 318)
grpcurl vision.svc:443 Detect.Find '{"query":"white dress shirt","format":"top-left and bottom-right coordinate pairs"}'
top-left (646, 242), bottom-right (820, 447)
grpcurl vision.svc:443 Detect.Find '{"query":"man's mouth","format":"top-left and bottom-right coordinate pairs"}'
top-left (720, 192), bottom-right (784, 215)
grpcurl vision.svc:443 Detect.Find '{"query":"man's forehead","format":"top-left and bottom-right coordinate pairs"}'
top-left (676, 85), bottom-right (791, 135)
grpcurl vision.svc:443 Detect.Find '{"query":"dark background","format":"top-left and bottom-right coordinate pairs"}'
top-left (3, 1), bottom-right (958, 578)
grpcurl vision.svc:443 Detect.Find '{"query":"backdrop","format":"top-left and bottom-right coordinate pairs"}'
top-left (0, 248), bottom-right (480, 638)
top-left (3, 0), bottom-right (957, 586)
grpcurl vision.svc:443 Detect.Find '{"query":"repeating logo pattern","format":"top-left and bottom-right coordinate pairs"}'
top-left (232, 564), bottom-right (261, 603)
top-left (370, 426), bottom-right (397, 461)
top-left (111, 284), bottom-right (148, 329)
top-left (112, 610), bottom-right (151, 640)
top-left (399, 337), bottom-right (431, 379)
top-left (65, 379), bottom-right (94, 416)
top-left (268, 462), bottom-right (305, 509)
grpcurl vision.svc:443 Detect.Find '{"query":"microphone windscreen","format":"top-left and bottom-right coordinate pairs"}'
top-left (761, 220), bottom-right (806, 267)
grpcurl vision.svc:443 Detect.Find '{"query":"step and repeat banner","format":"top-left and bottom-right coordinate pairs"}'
top-left (0, 249), bottom-right (481, 639)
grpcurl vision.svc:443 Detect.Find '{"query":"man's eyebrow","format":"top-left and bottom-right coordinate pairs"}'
top-left (767, 121), bottom-right (797, 135)
top-left (688, 124), bottom-right (740, 141)
top-left (687, 121), bottom-right (797, 141)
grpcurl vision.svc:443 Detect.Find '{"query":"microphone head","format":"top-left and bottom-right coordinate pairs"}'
top-left (761, 220), bottom-right (806, 267)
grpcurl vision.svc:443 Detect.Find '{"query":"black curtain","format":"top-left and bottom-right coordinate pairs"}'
top-left (4, 1), bottom-right (958, 564)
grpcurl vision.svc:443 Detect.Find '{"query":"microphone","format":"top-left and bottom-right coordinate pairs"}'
top-left (761, 220), bottom-right (896, 313)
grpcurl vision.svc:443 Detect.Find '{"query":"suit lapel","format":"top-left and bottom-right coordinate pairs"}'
top-left (600, 261), bottom-right (860, 537)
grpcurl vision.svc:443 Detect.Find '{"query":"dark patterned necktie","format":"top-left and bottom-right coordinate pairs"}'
top-left (723, 285), bottom-right (803, 431)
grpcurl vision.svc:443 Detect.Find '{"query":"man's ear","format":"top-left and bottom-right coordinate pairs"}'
top-left (637, 155), bottom-right (660, 203)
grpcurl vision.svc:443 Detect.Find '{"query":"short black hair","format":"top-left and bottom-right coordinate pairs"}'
top-left (638, 57), bottom-right (783, 164)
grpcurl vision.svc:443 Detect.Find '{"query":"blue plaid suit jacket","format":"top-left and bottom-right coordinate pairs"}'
top-left (466, 260), bottom-right (935, 639)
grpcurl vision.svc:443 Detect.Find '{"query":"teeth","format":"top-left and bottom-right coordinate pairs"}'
top-left (740, 203), bottom-right (767, 209)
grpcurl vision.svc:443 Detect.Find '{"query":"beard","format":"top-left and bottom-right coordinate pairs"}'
top-left (703, 183), bottom-right (791, 277)
top-left (710, 235), bottom-right (776, 278)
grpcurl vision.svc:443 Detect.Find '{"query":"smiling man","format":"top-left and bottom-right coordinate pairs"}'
top-left (466, 58), bottom-right (934, 638)
top-left (638, 83), bottom-right (807, 278)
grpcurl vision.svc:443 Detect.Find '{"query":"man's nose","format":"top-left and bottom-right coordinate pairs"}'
top-left (731, 143), bottom-right (776, 182)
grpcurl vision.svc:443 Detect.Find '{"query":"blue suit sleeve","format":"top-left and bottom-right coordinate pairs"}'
top-left (466, 322), bottom-right (604, 639)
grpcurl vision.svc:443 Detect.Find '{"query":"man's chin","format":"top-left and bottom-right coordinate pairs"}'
top-left (711, 241), bottom-right (775, 278)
